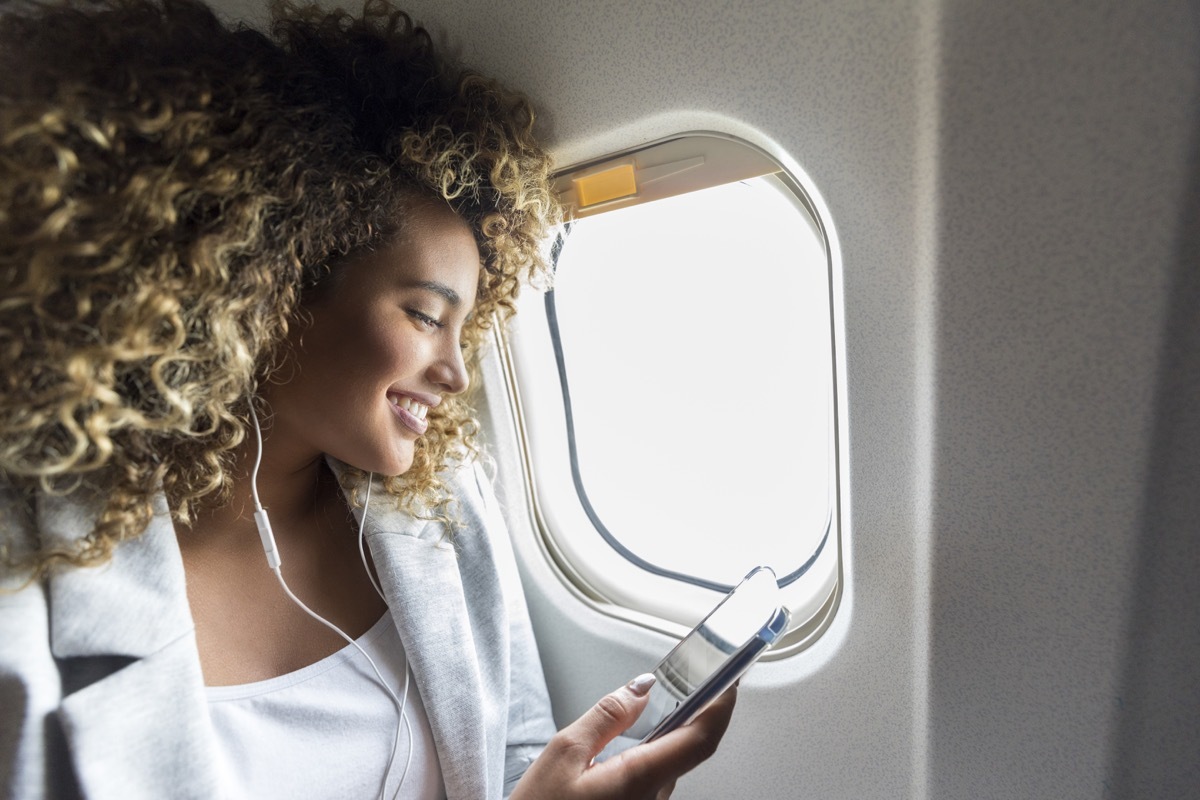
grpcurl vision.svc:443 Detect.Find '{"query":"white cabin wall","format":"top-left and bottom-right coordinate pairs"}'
top-left (924, 2), bottom-right (1199, 798)
top-left (1107, 161), bottom-right (1200, 797)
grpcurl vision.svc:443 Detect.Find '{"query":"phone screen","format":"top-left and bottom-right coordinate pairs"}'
top-left (621, 566), bottom-right (789, 743)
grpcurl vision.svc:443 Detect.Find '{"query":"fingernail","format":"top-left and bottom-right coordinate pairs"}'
top-left (627, 673), bottom-right (656, 696)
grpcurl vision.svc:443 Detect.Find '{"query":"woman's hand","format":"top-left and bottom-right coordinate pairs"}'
top-left (510, 675), bottom-right (737, 800)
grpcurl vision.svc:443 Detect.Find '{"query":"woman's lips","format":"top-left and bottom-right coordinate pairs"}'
top-left (388, 393), bottom-right (429, 435)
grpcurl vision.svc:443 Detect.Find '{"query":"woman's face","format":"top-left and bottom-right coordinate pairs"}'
top-left (264, 199), bottom-right (481, 477)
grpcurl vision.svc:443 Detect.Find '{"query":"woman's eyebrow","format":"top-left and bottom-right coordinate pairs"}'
top-left (409, 280), bottom-right (462, 306)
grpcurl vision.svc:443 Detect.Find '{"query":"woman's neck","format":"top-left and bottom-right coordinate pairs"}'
top-left (177, 432), bottom-right (337, 554)
top-left (175, 441), bottom-right (387, 686)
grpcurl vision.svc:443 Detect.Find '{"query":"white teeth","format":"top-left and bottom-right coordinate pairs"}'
top-left (390, 394), bottom-right (429, 420)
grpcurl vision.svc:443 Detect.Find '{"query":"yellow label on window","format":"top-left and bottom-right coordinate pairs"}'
top-left (574, 164), bottom-right (637, 207)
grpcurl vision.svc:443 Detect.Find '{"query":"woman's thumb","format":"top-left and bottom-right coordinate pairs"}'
top-left (557, 673), bottom-right (657, 763)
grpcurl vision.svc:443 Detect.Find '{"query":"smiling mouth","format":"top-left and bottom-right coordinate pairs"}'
top-left (388, 394), bottom-right (430, 435)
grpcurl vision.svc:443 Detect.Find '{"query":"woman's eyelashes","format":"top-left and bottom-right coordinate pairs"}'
top-left (405, 307), bottom-right (445, 330)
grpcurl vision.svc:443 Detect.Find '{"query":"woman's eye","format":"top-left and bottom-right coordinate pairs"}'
top-left (405, 308), bottom-right (444, 329)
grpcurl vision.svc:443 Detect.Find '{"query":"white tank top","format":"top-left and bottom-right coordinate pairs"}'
top-left (206, 614), bottom-right (445, 799)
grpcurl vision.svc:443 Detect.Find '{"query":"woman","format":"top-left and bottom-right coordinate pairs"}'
top-left (0, 0), bottom-right (735, 797)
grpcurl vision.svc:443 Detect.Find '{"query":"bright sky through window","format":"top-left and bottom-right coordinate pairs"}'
top-left (551, 177), bottom-right (832, 587)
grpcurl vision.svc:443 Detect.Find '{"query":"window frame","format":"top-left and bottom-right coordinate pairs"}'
top-left (494, 132), bottom-right (846, 657)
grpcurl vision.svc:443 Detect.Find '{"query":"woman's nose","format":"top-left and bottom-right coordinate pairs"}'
top-left (428, 338), bottom-right (469, 395)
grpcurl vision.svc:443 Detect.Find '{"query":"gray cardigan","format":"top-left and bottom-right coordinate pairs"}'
top-left (0, 460), bottom-right (556, 799)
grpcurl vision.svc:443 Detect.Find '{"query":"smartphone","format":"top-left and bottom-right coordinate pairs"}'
top-left (622, 566), bottom-right (790, 743)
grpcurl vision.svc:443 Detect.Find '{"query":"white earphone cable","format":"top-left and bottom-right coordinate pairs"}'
top-left (249, 401), bottom-right (413, 799)
top-left (356, 472), bottom-right (416, 800)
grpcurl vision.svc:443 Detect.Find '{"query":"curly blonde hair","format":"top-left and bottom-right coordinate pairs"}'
top-left (0, 0), bottom-right (559, 578)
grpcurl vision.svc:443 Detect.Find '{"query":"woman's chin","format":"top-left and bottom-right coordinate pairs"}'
top-left (378, 449), bottom-right (415, 478)
top-left (334, 445), bottom-right (413, 479)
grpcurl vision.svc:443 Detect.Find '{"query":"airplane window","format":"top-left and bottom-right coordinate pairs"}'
top-left (505, 136), bottom-right (841, 651)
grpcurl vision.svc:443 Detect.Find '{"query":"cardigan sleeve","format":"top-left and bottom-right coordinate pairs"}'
top-left (468, 462), bottom-right (558, 798)
top-left (0, 488), bottom-right (76, 799)
top-left (0, 583), bottom-right (78, 800)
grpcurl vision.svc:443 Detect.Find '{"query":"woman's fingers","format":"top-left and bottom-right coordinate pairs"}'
top-left (600, 683), bottom-right (737, 784)
top-left (509, 675), bottom-right (659, 800)
top-left (510, 679), bottom-right (737, 800)
top-left (552, 673), bottom-right (657, 766)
